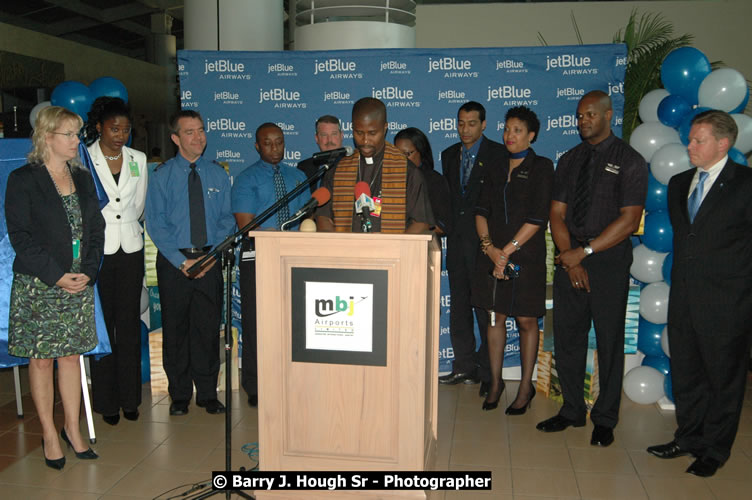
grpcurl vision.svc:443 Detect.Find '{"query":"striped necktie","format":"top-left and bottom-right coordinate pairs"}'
top-left (273, 165), bottom-right (289, 228)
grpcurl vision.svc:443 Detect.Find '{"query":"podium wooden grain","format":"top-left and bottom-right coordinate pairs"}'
top-left (253, 231), bottom-right (441, 500)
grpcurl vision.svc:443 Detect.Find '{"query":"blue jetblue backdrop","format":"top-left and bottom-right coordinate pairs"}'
top-left (178, 44), bottom-right (627, 374)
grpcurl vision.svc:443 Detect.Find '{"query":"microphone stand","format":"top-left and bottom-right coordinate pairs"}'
top-left (187, 160), bottom-right (336, 500)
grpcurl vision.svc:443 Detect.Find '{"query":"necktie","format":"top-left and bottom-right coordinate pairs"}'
top-left (688, 170), bottom-right (709, 223)
top-left (273, 165), bottom-right (289, 229)
top-left (188, 163), bottom-right (207, 247)
top-left (572, 148), bottom-right (595, 229)
top-left (461, 151), bottom-right (473, 191)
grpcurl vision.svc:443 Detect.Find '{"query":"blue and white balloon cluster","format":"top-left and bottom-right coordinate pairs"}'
top-left (30, 77), bottom-right (129, 129)
top-left (624, 47), bottom-right (750, 406)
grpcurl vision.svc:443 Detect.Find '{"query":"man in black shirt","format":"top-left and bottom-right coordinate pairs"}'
top-left (537, 91), bottom-right (647, 448)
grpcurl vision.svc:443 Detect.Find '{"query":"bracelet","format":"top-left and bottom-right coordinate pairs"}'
top-left (511, 239), bottom-right (521, 251)
top-left (479, 234), bottom-right (493, 255)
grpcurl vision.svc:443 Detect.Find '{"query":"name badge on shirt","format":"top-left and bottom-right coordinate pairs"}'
top-left (605, 163), bottom-right (620, 175)
top-left (516, 169), bottom-right (529, 180)
top-left (129, 161), bottom-right (140, 177)
top-left (72, 239), bottom-right (81, 259)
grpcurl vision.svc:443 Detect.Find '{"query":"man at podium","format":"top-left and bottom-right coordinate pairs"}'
top-left (315, 97), bottom-right (434, 234)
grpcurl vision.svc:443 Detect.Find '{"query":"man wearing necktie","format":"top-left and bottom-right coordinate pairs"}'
top-left (145, 110), bottom-right (235, 416)
top-left (648, 110), bottom-right (752, 477)
top-left (538, 91), bottom-right (647, 448)
top-left (231, 122), bottom-right (308, 407)
top-left (440, 101), bottom-right (508, 391)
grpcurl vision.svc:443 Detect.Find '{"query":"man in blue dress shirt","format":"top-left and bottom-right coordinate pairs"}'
top-left (232, 122), bottom-right (308, 406)
top-left (145, 110), bottom-right (235, 416)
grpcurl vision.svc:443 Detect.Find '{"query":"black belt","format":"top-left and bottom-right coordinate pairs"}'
top-left (180, 246), bottom-right (212, 259)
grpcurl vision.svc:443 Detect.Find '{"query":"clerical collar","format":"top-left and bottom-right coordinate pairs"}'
top-left (509, 148), bottom-right (530, 160)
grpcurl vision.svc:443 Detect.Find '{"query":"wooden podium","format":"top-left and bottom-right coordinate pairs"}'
top-left (253, 231), bottom-right (441, 499)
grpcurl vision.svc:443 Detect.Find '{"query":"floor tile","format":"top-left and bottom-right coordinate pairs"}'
top-left (575, 471), bottom-right (647, 499)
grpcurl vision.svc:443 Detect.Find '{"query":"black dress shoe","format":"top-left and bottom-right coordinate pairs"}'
top-left (103, 413), bottom-right (120, 426)
top-left (197, 399), bottom-right (226, 414)
top-left (591, 425), bottom-right (614, 447)
top-left (438, 371), bottom-right (479, 385)
top-left (646, 440), bottom-right (698, 459)
top-left (248, 394), bottom-right (258, 407)
top-left (169, 400), bottom-right (189, 416)
top-left (61, 428), bottom-right (99, 459)
top-left (686, 456), bottom-right (722, 477)
top-left (41, 438), bottom-right (65, 470)
top-left (123, 409), bottom-right (139, 421)
top-left (536, 414), bottom-right (585, 433)
top-left (478, 381), bottom-right (489, 397)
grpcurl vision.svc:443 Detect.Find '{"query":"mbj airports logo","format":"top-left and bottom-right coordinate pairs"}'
top-left (427, 56), bottom-right (478, 78)
top-left (314, 295), bottom-right (366, 318)
top-left (545, 114), bottom-right (579, 136)
top-left (429, 117), bottom-right (458, 139)
top-left (203, 59), bottom-right (251, 79)
top-left (323, 90), bottom-right (354, 105)
top-left (213, 90), bottom-right (243, 105)
top-left (496, 59), bottom-right (527, 73)
top-left (438, 89), bottom-right (466, 104)
top-left (372, 86), bottom-right (420, 108)
top-left (258, 88), bottom-right (307, 109)
top-left (380, 60), bottom-right (410, 75)
top-left (313, 58), bottom-right (364, 79)
top-left (180, 89), bottom-right (198, 108)
top-left (545, 54), bottom-right (597, 75)
top-left (205, 118), bottom-right (252, 139)
top-left (486, 85), bottom-right (538, 106)
top-left (267, 62), bottom-right (297, 77)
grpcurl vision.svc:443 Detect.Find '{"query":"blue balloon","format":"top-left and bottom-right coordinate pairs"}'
top-left (88, 76), bottom-right (129, 103)
top-left (50, 81), bottom-right (93, 120)
top-left (661, 47), bottom-right (712, 105)
top-left (730, 88), bottom-right (749, 115)
top-left (643, 354), bottom-right (671, 376)
top-left (645, 172), bottom-right (668, 213)
top-left (729, 147), bottom-right (748, 166)
top-left (638, 317), bottom-right (666, 356)
top-left (664, 372), bottom-right (674, 402)
top-left (643, 210), bottom-right (674, 252)
top-left (658, 95), bottom-right (691, 128)
top-left (678, 107), bottom-right (712, 145)
top-left (662, 252), bottom-right (673, 285)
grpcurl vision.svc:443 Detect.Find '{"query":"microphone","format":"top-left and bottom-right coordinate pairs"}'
top-left (291, 186), bottom-right (331, 220)
top-left (311, 146), bottom-right (354, 165)
top-left (354, 181), bottom-right (375, 233)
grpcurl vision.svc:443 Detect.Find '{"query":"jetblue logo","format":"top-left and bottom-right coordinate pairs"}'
top-left (556, 87), bottom-right (585, 100)
top-left (214, 91), bottom-right (242, 104)
top-left (380, 60), bottom-right (409, 74)
top-left (546, 114), bottom-right (579, 135)
top-left (546, 54), bottom-right (597, 75)
top-left (276, 122), bottom-right (298, 136)
top-left (428, 57), bottom-right (477, 78)
top-left (429, 117), bottom-right (456, 134)
top-left (487, 85), bottom-right (532, 100)
top-left (314, 58), bottom-right (363, 79)
top-left (615, 56), bottom-right (627, 66)
top-left (323, 91), bottom-right (353, 103)
top-left (217, 150), bottom-right (241, 160)
top-left (283, 150), bottom-right (302, 161)
top-left (372, 86), bottom-right (413, 100)
top-left (181, 89), bottom-right (192, 100)
top-left (608, 82), bottom-right (624, 96)
top-left (206, 118), bottom-right (246, 132)
top-left (496, 59), bottom-right (526, 73)
top-left (259, 88), bottom-right (306, 108)
top-left (204, 59), bottom-right (250, 79)
top-left (438, 90), bottom-right (466, 102)
top-left (268, 63), bottom-right (295, 73)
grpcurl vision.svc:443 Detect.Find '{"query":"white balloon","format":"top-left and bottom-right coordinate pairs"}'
top-left (630, 245), bottom-right (669, 283)
top-left (661, 326), bottom-right (670, 358)
top-left (650, 143), bottom-right (693, 184)
top-left (630, 122), bottom-right (681, 163)
top-left (639, 281), bottom-right (670, 324)
top-left (140, 286), bottom-right (149, 315)
top-left (698, 68), bottom-right (748, 112)
top-left (638, 89), bottom-right (670, 124)
top-left (731, 114), bottom-right (752, 155)
top-left (29, 100), bottom-right (51, 129)
top-left (623, 366), bottom-right (666, 404)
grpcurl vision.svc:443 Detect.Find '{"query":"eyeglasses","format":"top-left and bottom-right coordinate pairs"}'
top-left (51, 131), bottom-right (79, 139)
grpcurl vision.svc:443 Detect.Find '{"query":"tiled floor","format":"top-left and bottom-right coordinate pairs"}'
top-left (0, 367), bottom-right (750, 499)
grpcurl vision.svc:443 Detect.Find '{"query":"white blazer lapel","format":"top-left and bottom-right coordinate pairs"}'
top-left (89, 141), bottom-right (119, 194)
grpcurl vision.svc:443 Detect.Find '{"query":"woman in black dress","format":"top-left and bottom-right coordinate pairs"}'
top-left (395, 127), bottom-right (452, 234)
top-left (472, 106), bottom-right (554, 414)
top-left (5, 106), bottom-right (105, 468)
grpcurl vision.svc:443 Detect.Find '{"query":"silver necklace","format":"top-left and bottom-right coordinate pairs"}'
top-left (103, 151), bottom-right (123, 161)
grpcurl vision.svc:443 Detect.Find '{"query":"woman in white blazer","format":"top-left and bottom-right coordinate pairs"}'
top-left (86, 97), bottom-right (148, 425)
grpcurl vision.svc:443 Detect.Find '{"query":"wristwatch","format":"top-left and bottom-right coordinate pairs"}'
top-left (179, 260), bottom-right (187, 271)
top-left (583, 244), bottom-right (594, 256)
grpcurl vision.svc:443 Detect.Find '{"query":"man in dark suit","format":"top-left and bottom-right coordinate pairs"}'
top-left (439, 101), bottom-right (508, 392)
top-left (647, 110), bottom-right (752, 477)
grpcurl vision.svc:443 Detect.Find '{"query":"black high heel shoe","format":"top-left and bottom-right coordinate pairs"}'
top-left (61, 428), bottom-right (99, 459)
top-left (482, 380), bottom-right (505, 411)
top-left (41, 438), bottom-right (65, 470)
top-left (505, 388), bottom-right (536, 415)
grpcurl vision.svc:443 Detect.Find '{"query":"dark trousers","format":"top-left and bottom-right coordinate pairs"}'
top-left (669, 308), bottom-right (751, 464)
top-left (90, 248), bottom-right (145, 415)
top-left (552, 241), bottom-right (631, 428)
top-left (156, 252), bottom-right (222, 402)
top-left (238, 244), bottom-right (257, 398)
top-left (448, 259), bottom-right (489, 379)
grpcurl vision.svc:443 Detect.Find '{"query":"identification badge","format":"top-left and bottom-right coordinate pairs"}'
top-left (129, 161), bottom-right (140, 177)
top-left (72, 239), bottom-right (81, 259)
top-left (372, 197), bottom-right (382, 217)
top-left (605, 163), bottom-right (620, 174)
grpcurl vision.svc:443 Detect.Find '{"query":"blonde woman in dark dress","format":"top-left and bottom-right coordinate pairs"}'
top-left (5, 106), bottom-right (105, 469)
